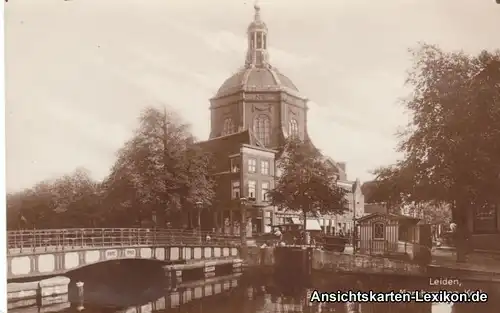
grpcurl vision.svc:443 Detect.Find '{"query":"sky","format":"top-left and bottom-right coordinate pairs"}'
top-left (5, 0), bottom-right (500, 192)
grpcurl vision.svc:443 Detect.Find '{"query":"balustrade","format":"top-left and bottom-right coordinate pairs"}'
top-left (7, 228), bottom-right (243, 254)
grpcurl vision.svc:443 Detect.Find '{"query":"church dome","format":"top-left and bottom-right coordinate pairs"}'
top-left (215, 66), bottom-right (299, 98)
top-left (213, 4), bottom-right (301, 99)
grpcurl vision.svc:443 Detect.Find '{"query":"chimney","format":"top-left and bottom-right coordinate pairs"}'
top-left (337, 162), bottom-right (346, 172)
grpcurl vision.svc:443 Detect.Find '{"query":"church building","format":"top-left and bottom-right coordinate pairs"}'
top-left (196, 5), bottom-right (361, 237)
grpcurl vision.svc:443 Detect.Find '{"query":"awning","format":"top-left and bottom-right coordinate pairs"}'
top-left (290, 217), bottom-right (301, 225)
top-left (306, 219), bottom-right (322, 231)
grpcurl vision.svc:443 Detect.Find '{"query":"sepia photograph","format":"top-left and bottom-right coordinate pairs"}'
top-left (3, 0), bottom-right (500, 312)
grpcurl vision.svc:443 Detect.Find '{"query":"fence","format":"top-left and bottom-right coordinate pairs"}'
top-left (7, 228), bottom-right (243, 254)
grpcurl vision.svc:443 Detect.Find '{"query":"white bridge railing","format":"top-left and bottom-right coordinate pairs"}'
top-left (7, 228), bottom-right (241, 254)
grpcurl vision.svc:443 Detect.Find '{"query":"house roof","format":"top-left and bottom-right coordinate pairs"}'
top-left (356, 212), bottom-right (420, 223)
top-left (196, 130), bottom-right (264, 156)
top-left (195, 130), bottom-right (272, 173)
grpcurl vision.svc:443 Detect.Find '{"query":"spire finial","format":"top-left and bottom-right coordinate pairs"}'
top-left (254, 0), bottom-right (261, 22)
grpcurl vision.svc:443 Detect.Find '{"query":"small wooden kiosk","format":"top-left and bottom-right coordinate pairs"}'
top-left (356, 212), bottom-right (420, 255)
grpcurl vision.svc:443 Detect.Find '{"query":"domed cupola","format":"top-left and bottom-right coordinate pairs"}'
top-left (213, 3), bottom-right (302, 99)
top-left (209, 2), bottom-right (309, 149)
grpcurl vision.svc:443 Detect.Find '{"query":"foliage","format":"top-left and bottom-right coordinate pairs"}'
top-left (269, 137), bottom-right (348, 230)
top-left (370, 44), bottom-right (500, 227)
top-left (7, 168), bottom-right (102, 229)
top-left (7, 106), bottom-right (215, 229)
top-left (402, 202), bottom-right (451, 224)
top-left (100, 106), bottom-right (215, 227)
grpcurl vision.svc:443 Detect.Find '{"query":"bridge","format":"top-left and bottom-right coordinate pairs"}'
top-left (7, 228), bottom-right (241, 280)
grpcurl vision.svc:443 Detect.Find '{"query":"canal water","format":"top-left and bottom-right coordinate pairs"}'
top-left (11, 264), bottom-right (499, 313)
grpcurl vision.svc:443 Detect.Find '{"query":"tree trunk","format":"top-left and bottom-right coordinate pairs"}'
top-left (452, 199), bottom-right (469, 262)
top-left (303, 209), bottom-right (307, 245)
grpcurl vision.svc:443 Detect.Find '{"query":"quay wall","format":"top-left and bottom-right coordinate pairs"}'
top-left (245, 247), bottom-right (424, 276)
top-left (245, 246), bottom-right (275, 267)
top-left (312, 250), bottom-right (425, 276)
top-left (8, 276), bottom-right (70, 302)
top-left (244, 246), bottom-right (500, 284)
top-left (8, 276), bottom-right (71, 312)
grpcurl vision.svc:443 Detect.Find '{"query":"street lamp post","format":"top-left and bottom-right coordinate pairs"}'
top-left (196, 201), bottom-right (203, 243)
top-left (239, 197), bottom-right (248, 259)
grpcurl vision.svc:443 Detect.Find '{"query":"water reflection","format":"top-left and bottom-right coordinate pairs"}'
top-left (10, 271), bottom-right (498, 313)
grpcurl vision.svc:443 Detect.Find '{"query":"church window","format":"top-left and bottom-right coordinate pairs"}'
top-left (257, 32), bottom-right (262, 49)
top-left (222, 118), bottom-right (234, 136)
top-left (289, 119), bottom-right (299, 137)
top-left (253, 115), bottom-right (271, 145)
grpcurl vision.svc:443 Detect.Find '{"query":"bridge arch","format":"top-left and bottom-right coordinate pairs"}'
top-left (7, 228), bottom-right (241, 281)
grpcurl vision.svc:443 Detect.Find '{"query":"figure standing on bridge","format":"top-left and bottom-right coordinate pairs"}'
top-left (18, 213), bottom-right (28, 230)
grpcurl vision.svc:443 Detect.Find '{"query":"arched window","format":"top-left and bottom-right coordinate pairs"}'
top-left (222, 118), bottom-right (234, 136)
top-left (289, 119), bottom-right (299, 137)
top-left (253, 115), bottom-right (271, 146)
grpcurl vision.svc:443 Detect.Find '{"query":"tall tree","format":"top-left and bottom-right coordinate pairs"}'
top-left (372, 44), bottom-right (500, 236)
top-left (7, 181), bottom-right (54, 230)
top-left (175, 143), bottom-right (215, 228)
top-left (269, 138), bottom-right (348, 239)
top-left (51, 168), bottom-right (103, 227)
top-left (103, 106), bottom-right (214, 228)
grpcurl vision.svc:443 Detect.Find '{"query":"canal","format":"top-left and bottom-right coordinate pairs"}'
top-left (11, 260), bottom-right (498, 313)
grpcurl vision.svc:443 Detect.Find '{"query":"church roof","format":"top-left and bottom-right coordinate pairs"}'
top-left (214, 66), bottom-right (300, 99)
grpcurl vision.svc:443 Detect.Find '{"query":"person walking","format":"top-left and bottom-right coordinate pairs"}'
top-left (450, 222), bottom-right (468, 263)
